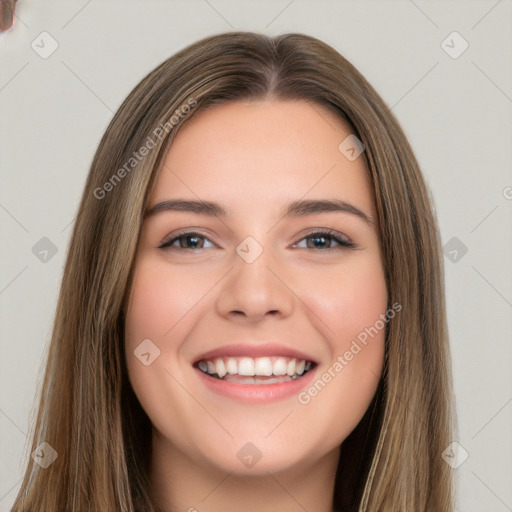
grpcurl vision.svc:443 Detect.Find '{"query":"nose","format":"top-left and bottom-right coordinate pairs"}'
top-left (215, 242), bottom-right (295, 322)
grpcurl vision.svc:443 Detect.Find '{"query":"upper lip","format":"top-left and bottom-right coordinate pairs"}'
top-left (193, 343), bottom-right (319, 365)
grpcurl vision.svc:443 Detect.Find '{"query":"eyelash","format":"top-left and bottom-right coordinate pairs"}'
top-left (158, 229), bottom-right (356, 252)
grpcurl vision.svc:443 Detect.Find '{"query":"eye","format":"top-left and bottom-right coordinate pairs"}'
top-left (292, 229), bottom-right (355, 251)
top-left (158, 231), bottom-right (215, 250)
top-left (158, 229), bottom-right (355, 252)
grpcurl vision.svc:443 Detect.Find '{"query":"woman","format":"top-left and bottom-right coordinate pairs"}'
top-left (11, 32), bottom-right (456, 511)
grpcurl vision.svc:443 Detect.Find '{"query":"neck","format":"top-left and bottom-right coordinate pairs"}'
top-left (149, 431), bottom-right (339, 512)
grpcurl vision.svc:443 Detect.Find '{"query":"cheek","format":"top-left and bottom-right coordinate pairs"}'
top-left (293, 255), bottom-right (387, 438)
top-left (125, 276), bottom-right (164, 354)
top-left (124, 259), bottom-right (208, 349)
top-left (123, 260), bottom-right (207, 438)
top-left (123, 260), bottom-right (187, 399)
top-left (299, 253), bottom-right (388, 344)
top-left (340, 262), bottom-right (388, 339)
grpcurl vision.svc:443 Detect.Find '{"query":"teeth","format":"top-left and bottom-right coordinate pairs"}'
top-left (215, 358), bottom-right (226, 378)
top-left (225, 376), bottom-right (286, 385)
top-left (273, 358), bottom-right (287, 376)
top-left (226, 357), bottom-right (237, 375)
top-left (207, 360), bottom-right (216, 374)
top-left (197, 356), bottom-right (313, 380)
top-left (238, 357), bottom-right (255, 376)
top-left (254, 357), bottom-right (273, 376)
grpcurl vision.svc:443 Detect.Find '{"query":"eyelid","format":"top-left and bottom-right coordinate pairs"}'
top-left (158, 227), bottom-right (356, 251)
top-left (158, 228), bottom-right (215, 249)
top-left (292, 228), bottom-right (355, 250)
top-left (299, 227), bottom-right (352, 244)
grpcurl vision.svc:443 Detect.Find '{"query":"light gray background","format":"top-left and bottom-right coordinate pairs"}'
top-left (1, 1), bottom-right (511, 511)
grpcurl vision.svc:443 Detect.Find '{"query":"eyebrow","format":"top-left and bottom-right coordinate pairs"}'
top-left (146, 198), bottom-right (374, 226)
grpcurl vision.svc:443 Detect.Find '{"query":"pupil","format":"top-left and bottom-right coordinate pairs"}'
top-left (309, 235), bottom-right (328, 249)
top-left (184, 235), bottom-right (201, 249)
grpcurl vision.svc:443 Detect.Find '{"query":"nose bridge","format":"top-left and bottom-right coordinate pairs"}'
top-left (215, 235), bottom-right (294, 319)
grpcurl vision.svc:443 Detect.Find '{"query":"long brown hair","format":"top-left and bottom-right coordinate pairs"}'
top-left (11, 31), bottom-right (456, 512)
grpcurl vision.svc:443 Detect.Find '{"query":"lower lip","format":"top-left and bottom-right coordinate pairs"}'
top-left (195, 367), bottom-right (317, 403)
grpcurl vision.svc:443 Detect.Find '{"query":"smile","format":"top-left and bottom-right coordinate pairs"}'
top-left (195, 356), bottom-right (315, 384)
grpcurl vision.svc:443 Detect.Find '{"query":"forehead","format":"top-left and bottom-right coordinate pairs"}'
top-left (150, 100), bottom-right (375, 221)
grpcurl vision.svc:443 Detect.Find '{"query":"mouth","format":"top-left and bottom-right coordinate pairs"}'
top-left (194, 356), bottom-right (316, 384)
top-left (192, 343), bottom-right (319, 402)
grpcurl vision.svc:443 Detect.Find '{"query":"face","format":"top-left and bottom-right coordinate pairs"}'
top-left (124, 100), bottom-right (388, 477)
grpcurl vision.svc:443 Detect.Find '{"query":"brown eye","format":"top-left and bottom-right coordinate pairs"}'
top-left (159, 232), bottom-right (214, 250)
top-left (294, 230), bottom-right (355, 251)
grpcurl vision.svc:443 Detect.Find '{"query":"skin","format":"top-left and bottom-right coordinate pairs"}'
top-left (124, 99), bottom-right (388, 512)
